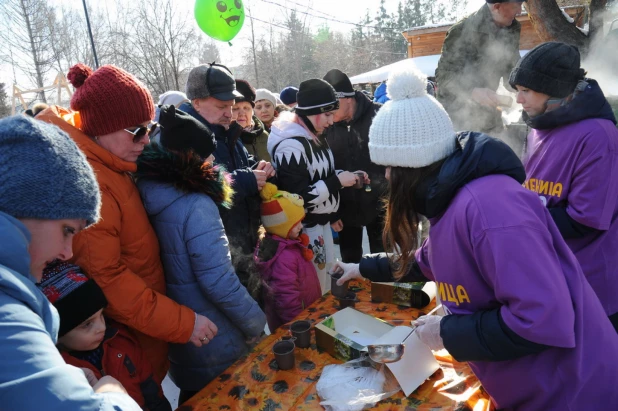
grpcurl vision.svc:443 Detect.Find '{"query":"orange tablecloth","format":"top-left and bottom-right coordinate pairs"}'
top-left (177, 281), bottom-right (493, 411)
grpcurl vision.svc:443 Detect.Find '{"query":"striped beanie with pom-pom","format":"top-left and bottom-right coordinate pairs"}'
top-left (260, 183), bottom-right (305, 239)
top-left (38, 260), bottom-right (107, 337)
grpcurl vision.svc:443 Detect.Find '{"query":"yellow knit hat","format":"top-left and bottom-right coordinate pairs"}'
top-left (260, 183), bottom-right (305, 238)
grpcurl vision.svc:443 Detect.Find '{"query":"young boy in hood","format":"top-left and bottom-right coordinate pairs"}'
top-left (254, 183), bottom-right (321, 331)
top-left (511, 42), bottom-right (618, 331)
top-left (39, 261), bottom-right (171, 411)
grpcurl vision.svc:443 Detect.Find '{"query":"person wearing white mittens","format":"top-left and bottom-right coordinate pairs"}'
top-left (331, 67), bottom-right (618, 410)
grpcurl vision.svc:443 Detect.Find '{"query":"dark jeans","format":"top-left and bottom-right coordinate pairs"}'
top-left (179, 389), bottom-right (198, 406)
top-left (338, 216), bottom-right (384, 263)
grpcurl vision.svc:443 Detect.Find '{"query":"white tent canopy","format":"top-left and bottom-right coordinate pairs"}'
top-left (350, 55), bottom-right (440, 85)
top-left (350, 51), bottom-right (529, 85)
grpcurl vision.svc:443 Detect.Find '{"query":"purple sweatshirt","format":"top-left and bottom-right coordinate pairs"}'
top-left (415, 174), bottom-right (618, 410)
top-left (524, 118), bottom-right (618, 317)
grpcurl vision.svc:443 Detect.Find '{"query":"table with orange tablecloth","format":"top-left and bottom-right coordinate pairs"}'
top-left (177, 281), bottom-right (493, 411)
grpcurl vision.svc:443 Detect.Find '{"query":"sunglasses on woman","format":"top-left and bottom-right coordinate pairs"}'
top-left (124, 122), bottom-right (160, 143)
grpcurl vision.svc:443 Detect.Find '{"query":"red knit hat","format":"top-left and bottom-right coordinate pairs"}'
top-left (68, 63), bottom-right (155, 137)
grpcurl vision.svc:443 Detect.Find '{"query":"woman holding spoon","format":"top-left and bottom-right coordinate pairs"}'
top-left (332, 67), bottom-right (618, 410)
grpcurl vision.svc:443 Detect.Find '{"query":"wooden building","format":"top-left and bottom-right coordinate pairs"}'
top-left (402, 5), bottom-right (586, 58)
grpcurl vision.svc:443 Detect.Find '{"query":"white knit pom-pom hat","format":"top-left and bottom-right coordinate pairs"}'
top-left (368, 66), bottom-right (456, 168)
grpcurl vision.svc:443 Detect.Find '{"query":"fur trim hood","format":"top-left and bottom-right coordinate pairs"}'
top-left (135, 143), bottom-right (233, 210)
top-left (267, 111), bottom-right (315, 159)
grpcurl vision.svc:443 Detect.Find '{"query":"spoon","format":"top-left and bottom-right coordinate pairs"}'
top-left (366, 305), bottom-right (443, 364)
top-left (366, 328), bottom-right (415, 364)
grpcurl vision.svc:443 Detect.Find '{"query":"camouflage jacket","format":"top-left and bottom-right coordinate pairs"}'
top-left (436, 4), bottom-right (521, 132)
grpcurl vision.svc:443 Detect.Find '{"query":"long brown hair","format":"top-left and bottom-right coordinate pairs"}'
top-left (383, 161), bottom-right (444, 280)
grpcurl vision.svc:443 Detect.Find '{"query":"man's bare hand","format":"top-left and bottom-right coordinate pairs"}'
top-left (471, 88), bottom-right (500, 108)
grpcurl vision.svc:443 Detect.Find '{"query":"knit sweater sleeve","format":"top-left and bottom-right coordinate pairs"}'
top-left (273, 138), bottom-right (341, 210)
top-left (71, 190), bottom-right (195, 344)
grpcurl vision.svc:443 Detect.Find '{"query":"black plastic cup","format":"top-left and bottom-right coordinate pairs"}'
top-left (353, 172), bottom-right (365, 189)
top-left (331, 272), bottom-right (350, 298)
top-left (337, 291), bottom-right (357, 309)
top-left (272, 340), bottom-right (295, 370)
top-left (290, 320), bottom-right (311, 348)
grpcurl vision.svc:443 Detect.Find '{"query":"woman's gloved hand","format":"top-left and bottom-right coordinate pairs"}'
top-left (330, 261), bottom-right (363, 285)
top-left (411, 315), bottom-right (445, 351)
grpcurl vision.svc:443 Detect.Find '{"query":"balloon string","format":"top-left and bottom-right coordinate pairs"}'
top-left (228, 42), bottom-right (233, 46)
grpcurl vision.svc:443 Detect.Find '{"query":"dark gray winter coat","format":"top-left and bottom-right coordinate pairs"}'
top-left (436, 3), bottom-right (521, 133)
top-left (324, 91), bottom-right (387, 227)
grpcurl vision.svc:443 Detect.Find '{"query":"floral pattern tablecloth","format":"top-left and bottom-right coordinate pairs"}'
top-left (177, 281), bottom-right (493, 411)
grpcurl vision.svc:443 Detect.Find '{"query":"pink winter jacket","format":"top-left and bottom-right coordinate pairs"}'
top-left (255, 234), bottom-right (322, 331)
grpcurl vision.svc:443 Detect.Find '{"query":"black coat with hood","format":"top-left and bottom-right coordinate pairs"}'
top-left (359, 132), bottom-right (552, 362)
top-left (134, 143), bottom-right (266, 389)
top-left (324, 91), bottom-right (387, 227)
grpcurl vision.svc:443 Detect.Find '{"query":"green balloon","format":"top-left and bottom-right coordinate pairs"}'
top-left (195, 0), bottom-right (245, 43)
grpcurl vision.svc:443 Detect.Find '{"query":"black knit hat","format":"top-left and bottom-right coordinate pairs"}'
top-left (295, 79), bottom-right (339, 116)
top-left (235, 79), bottom-right (256, 107)
top-left (39, 261), bottom-right (108, 337)
top-left (323, 69), bottom-right (356, 98)
top-left (509, 42), bottom-right (586, 98)
top-left (159, 105), bottom-right (217, 159)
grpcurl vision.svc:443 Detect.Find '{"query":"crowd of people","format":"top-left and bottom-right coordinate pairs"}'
top-left (1, 0), bottom-right (618, 409)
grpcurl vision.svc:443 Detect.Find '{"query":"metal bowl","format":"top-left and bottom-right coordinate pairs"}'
top-left (366, 343), bottom-right (405, 364)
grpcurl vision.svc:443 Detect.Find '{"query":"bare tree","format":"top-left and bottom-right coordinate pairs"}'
top-left (0, 0), bottom-right (59, 102)
top-left (247, 6), bottom-right (260, 87)
top-left (98, 0), bottom-right (198, 95)
top-left (0, 83), bottom-right (10, 118)
top-left (198, 39), bottom-right (221, 65)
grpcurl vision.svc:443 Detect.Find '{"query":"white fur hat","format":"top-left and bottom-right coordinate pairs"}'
top-left (368, 67), bottom-right (456, 168)
top-left (255, 88), bottom-right (277, 106)
top-left (158, 90), bottom-right (189, 107)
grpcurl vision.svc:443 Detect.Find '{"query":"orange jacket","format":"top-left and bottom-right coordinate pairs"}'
top-left (38, 106), bottom-right (195, 382)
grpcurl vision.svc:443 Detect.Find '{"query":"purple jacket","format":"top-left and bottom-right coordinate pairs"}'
top-left (255, 234), bottom-right (322, 331)
top-left (416, 174), bottom-right (618, 410)
top-left (523, 80), bottom-right (618, 319)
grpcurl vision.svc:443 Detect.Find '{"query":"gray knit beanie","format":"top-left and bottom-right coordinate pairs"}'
top-left (0, 116), bottom-right (101, 226)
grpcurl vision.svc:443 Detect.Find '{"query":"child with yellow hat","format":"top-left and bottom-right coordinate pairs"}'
top-left (254, 183), bottom-right (322, 331)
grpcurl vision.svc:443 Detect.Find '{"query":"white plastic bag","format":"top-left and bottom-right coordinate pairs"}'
top-left (316, 357), bottom-right (400, 411)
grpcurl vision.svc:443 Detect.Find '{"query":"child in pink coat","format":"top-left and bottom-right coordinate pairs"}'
top-left (254, 183), bottom-right (322, 331)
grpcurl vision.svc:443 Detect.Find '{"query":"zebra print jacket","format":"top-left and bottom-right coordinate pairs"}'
top-left (267, 112), bottom-right (342, 228)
